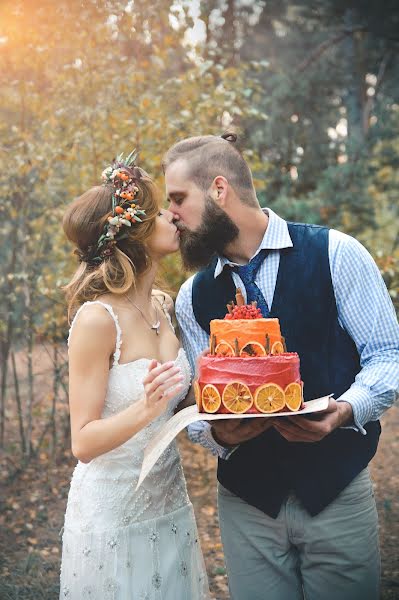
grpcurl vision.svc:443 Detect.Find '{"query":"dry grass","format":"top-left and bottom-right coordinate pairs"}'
top-left (0, 344), bottom-right (397, 599)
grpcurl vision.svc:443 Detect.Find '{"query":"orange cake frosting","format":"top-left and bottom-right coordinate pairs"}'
top-left (210, 318), bottom-right (282, 355)
top-left (194, 289), bottom-right (304, 415)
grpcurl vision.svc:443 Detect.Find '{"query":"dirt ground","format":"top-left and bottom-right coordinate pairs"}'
top-left (0, 405), bottom-right (398, 599)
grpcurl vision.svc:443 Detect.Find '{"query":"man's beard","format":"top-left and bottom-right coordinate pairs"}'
top-left (179, 196), bottom-right (239, 270)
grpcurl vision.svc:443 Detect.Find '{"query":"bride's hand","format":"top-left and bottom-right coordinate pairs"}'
top-left (143, 360), bottom-right (183, 417)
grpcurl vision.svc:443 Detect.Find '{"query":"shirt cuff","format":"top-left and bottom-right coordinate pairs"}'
top-left (337, 386), bottom-right (374, 435)
top-left (202, 422), bottom-right (236, 459)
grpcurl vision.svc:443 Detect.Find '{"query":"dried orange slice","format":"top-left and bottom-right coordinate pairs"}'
top-left (222, 382), bottom-right (253, 414)
top-left (254, 383), bottom-right (285, 413)
top-left (193, 380), bottom-right (202, 411)
top-left (240, 341), bottom-right (266, 357)
top-left (284, 382), bottom-right (303, 412)
top-left (271, 341), bottom-right (284, 355)
top-left (201, 384), bottom-right (221, 413)
top-left (215, 341), bottom-right (235, 357)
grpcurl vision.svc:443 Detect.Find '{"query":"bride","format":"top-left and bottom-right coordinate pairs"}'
top-left (60, 152), bottom-right (210, 599)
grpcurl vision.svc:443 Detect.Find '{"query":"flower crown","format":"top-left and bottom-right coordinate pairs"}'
top-left (76, 150), bottom-right (147, 266)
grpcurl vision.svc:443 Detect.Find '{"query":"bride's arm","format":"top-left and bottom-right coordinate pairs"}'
top-left (68, 307), bottom-right (183, 463)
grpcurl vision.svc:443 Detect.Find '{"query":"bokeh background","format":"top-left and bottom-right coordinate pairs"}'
top-left (0, 1), bottom-right (398, 598)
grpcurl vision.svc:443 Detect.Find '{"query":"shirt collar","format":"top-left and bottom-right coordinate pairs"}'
top-left (213, 208), bottom-right (293, 278)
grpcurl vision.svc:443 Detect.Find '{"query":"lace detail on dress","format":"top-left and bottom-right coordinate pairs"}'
top-left (61, 299), bottom-right (209, 598)
top-left (63, 348), bottom-right (192, 531)
top-left (67, 301), bottom-right (122, 367)
top-left (61, 504), bottom-right (209, 599)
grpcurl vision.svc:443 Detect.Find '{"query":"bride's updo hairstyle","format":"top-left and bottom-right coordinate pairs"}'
top-left (62, 168), bottom-right (161, 320)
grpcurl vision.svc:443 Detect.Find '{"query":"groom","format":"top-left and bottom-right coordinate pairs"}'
top-left (162, 133), bottom-right (399, 600)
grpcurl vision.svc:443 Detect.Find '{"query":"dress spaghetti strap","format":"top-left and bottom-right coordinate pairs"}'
top-left (67, 301), bottom-right (122, 367)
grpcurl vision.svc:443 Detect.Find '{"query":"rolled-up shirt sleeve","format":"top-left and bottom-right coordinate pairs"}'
top-left (329, 230), bottom-right (399, 433)
top-left (175, 277), bottom-right (231, 459)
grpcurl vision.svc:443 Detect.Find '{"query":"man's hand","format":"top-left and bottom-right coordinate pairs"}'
top-left (273, 398), bottom-right (353, 443)
top-left (211, 418), bottom-right (275, 447)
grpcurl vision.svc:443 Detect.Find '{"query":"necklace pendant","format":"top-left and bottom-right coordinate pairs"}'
top-left (151, 321), bottom-right (161, 335)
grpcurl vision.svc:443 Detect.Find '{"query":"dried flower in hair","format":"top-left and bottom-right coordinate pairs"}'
top-left (79, 150), bottom-right (147, 266)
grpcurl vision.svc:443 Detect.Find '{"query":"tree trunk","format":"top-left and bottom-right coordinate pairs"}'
top-left (0, 235), bottom-right (18, 448)
top-left (50, 335), bottom-right (59, 461)
top-left (343, 8), bottom-right (366, 153)
top-left (0, 323), bottom-right (11, 449)
top-left (26, 309), bottom-right (35, 459)
top-left (11, 351), bottom-right (26, 455)
top-left (222, 0), bottom-right (237, 67)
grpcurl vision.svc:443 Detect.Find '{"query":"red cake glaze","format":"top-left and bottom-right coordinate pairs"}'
top-left (198, 353), bottom-right (301, 414)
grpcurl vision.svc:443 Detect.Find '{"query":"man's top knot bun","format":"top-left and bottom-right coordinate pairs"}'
top-left (221, 132), bottom-right (237, 143)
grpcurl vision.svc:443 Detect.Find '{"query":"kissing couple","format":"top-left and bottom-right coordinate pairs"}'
top-left (60, 134), bottom-right (399, 599)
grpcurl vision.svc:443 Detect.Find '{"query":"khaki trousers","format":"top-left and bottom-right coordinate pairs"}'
top-left (218, 468), bottom-right (380, 600)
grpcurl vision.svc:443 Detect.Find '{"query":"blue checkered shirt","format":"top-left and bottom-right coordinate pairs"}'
top-left (175, 209), bottom-right (399, 459)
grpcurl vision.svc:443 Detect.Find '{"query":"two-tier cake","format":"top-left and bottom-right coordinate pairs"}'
top-left (194, 289), bottom-right (304, 414)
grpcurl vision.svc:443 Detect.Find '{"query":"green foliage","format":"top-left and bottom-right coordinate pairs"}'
top-left (237, 1), bottom-right (399, 234)
top-left (0, 0), bottom-right (254, 342)
top-left (0, 0), bottom-right (398, 345)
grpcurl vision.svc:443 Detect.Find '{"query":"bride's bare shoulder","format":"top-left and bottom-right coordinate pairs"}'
top-left (152, 289), bottom-right (174, 316)
top-left (69, 303), bottom-right (116, 357)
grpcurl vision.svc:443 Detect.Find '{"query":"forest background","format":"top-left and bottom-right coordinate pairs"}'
top-left (0, 1), bottom-right (398, 598)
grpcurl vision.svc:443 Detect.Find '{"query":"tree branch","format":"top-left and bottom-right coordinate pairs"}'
top-left (363, 50), bottom-right (393, 134)
top-left (297, 26), bottom-right (367, 72)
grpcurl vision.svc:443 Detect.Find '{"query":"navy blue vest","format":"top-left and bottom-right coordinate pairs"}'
top-left (192, 222), bottom-right (380, 517)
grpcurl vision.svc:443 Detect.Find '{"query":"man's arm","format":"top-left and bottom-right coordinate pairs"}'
top-left (175, 277), bottom-right (231, 458)
top-left (176, 277), bottom-right (272, 457)
top-left (175, 277), bottom-right (209, 375)
top-left (274, 230), bottom-right (399, 442)
top-left (331, 231), bottom-right (399, 430)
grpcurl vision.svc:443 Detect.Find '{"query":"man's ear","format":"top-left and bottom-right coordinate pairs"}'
top-left (210, 176), bottom-right (228, 206)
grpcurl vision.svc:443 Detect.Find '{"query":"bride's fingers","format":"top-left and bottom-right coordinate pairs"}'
top-left (147, 359), bottom-right (159, 372)
top-left (158, 383), bottom-right (184, 404)
top-left (146, 382), bottom-right (184, 410)
top-left (143, 360), bottom-right (185, 412)
top-left (145, 367), bottom-right (182, 397)
top-left (143, 361), bottom-right (177, 386)
top-left (149, 373), bottom-right (184, 400)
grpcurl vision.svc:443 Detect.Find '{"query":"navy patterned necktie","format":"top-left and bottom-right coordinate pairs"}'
top-left (231, 249), bottom-right (270, 317)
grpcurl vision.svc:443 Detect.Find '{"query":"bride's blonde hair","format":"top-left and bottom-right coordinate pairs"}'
top-left (62, 174), bottom-right (161, 321)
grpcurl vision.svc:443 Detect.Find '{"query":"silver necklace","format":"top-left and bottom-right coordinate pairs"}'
top-left (125, 296), bottom-right (161, 335)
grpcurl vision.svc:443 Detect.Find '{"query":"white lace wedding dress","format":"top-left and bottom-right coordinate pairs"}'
top-left (60, 301), bottom-right (210, 600)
